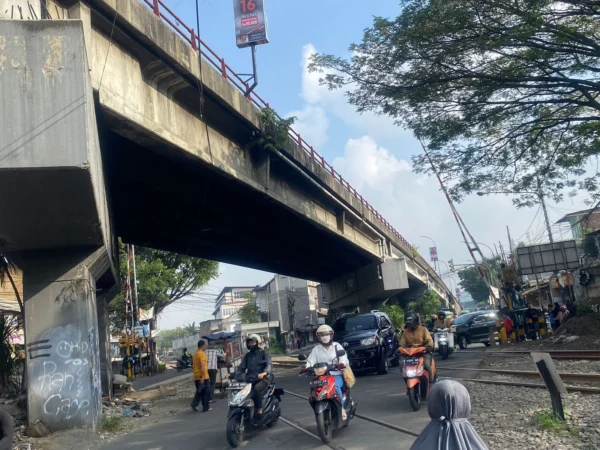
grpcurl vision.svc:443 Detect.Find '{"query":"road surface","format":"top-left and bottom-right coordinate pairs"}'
top-left (102, 346), bottom-right (486, 450)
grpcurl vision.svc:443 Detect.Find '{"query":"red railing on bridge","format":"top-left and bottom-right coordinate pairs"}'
top-left (142, 0), bottom-right (449, 294)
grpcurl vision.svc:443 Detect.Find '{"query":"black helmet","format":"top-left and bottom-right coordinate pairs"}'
top-left (405, 312), bottom-right (420, 330)
top-left (183, 347), bottom-right (188, 352)
top-left (437, 310), bottom-right (446, 318)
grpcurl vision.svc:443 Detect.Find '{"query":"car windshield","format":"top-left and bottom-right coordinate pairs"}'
top-left (452, 313), bottom-right (477, 325)
top-left (334, 315), bottom-right (378, 332)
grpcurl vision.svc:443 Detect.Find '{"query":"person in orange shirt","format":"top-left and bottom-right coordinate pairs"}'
top-left (191, 340), bottom-right (211, 412)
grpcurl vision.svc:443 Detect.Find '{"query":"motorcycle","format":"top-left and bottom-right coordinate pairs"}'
top-left (298, 348), bottom-right (357, 444)
top-left (434, 328), bottom-right (454, 360)
top-left (176, 358), bottom-right (191, 372)
top-left (225, 376), bottom-right (283, 448)
top-left (400, 346), bottom-right (437, 411)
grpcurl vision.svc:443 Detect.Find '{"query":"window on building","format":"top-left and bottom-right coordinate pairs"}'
top-left (233, 291), bottom-right (240, 299)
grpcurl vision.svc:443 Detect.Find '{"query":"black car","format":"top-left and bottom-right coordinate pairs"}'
top-left (452, 310), bottom-right (499, 349)
top-left (333, 310), bottom-right (398, 374)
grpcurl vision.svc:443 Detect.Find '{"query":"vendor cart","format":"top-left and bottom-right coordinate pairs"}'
top-left (203, 331), bottom-right (243, 399)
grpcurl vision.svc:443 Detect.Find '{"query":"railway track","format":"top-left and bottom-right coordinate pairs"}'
top-left (456, 349), bottom-right (600, 360)
top-left (437, 366), bottom-right (600, 383)
top-left (441, 376), bottom-right (600, 394)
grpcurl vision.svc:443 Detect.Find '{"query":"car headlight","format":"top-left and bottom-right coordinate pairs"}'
top-left (228, 384), bottom-right (252, 406)
top-left (360, 336), bottom-right (377, 346)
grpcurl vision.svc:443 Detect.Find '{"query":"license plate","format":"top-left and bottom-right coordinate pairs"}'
top-left (309, 380), bottom-right (328, 387)
top-left (228, 382), bottom-right (246, 389)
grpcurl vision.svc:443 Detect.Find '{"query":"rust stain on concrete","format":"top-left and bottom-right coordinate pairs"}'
top-left (42, 35), bottom-right (65, 80)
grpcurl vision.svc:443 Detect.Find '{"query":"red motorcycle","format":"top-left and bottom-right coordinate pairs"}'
top-left (400, 346), bottom-right (436, 411)
top-left (298, 349), bottom-right (356, 444)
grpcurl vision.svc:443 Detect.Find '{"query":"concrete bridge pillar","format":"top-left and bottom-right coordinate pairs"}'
top-left (0, 0), bottom-right (41, 19)
top-left (14, 248), bottom-right (112, 430)
top-left (0, 19), bottom-right (116, 429)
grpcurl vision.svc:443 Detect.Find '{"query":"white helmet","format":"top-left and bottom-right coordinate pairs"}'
top-left (316, 325), bottom-right (334, 345)
top-left (246, 333), bottom-right (262, 345)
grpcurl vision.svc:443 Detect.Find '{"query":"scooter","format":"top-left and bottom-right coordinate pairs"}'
top-left (176, 358), bottom-right (191, 372)
top-left (298, 348), bottom-right (357, 444)
top-left (400, 346), bottom-right (436, 411)
top-left (225, 376), bottom-right (283, 448)
top-left (434, 328), bottom-right (454, 360)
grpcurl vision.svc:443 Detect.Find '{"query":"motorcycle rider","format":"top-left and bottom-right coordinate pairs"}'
top-left (398, 312), bottom-right (434, 380)
top-left (433, 311), bottom-right (451, 330)
top-left (305, 325), bottom-right (350, 420)
top-left (234, 334), bottom-right (272, 421)
top-left (181, 347), bottom-right (192, 366)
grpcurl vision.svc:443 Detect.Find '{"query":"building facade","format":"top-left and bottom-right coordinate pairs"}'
top-left (212, 286), bottom-right (255, 320)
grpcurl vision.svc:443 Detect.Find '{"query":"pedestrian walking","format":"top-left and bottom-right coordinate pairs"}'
top-left (206, 343), bottom-right (225, 402)
top-left (553, 302), bottom-right (564, 329)
top-left (410, 379), bottom-right (489, 450)
top-left (191, 339), bottom-right (211, 412)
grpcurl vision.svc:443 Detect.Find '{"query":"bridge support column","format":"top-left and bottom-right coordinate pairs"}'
top-left (16, 247), bottom-right (112, 431)
top-left (324, 258), bottom-right (410, 314)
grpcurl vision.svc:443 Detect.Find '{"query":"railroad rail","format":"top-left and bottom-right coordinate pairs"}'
top-left (138, 0), bottom-right (450, 296)
top-left (443, 377), bottom-right (600, 394)
top-left (488, 350), bottom-right (600, 357)
top-left (438, 367), bottom-right (600, 383)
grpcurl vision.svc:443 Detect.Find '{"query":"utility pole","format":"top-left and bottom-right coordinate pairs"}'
top-left (507, 226), bottom-right (514, 256)
top-left (132, 245), bottom-right (139, 325)
top-left (539, 193), bottom-right (554, 243)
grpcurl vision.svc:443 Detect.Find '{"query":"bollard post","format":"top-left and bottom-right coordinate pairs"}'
top-left (531, 352), bottom-right (567, 420)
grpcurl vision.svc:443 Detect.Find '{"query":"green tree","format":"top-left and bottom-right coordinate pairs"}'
top-left (456, 258), bottom-right (501, 305)
top-left (239, 302), bottom-right (259, 324)
top-left (109, 244), bottom-right (219, 331)
top-left (183, 322), bottom-right (199, 335)
top-left (156, 327), bottom-right (191, 351)
top-left (381, 304), bottom-right (405, 330)
top-left (407, 290), bottom-right (442, 320)
top-left (310, 0), bottom-right (600, 204)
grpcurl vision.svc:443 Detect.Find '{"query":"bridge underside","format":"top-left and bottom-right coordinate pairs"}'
top-left (101, 127), bottom-right (374, 282)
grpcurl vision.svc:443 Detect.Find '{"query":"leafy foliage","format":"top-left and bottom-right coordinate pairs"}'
top-left (457, 258), bottom-right (501, 304)
top-left (381, 304), bottom-right (405, 330)
top-left (310, 0), bottom-right (600, 205)
top-left (257, 108), bottom-right (297, 153)
top-left (239, 301), bottom-right (260, 324)
top-left (109, 243), bottom-right (219, 331)
top-left (183, 322), bottom-right (199, 335)
top-left (269, 336), bottom-right (286, 355)
top-left (0, 315), bottom-right (22, 390)
top-left (407, 290), bottom-right (442, 319)
top-left (157, 328), bottom-right (190, 350)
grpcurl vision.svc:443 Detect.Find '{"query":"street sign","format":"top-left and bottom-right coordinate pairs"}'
top-left (429, 247), bottom-right (438, 262)
top-left (233, 0), bottom-right (269, 48)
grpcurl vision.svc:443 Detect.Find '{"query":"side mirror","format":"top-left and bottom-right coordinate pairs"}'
top-left (297, 354), bottom-right (307, 361)
top-left (336, 348), bottom-right (346, 358)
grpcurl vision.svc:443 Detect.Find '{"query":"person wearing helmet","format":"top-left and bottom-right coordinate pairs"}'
top-left (181, 347), bottom-right (191, 365)
top-left (234, 334), bottom-right (272, 419)
top-left (434, 311), bottom-right (451, 330)
top-left (305, 324), bottom-right (351, 420)
top-left (398, 312), bottom-right (434, 378)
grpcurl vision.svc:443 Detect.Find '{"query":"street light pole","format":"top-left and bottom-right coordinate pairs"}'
top-left (420, 235), bottom-right (439, 274)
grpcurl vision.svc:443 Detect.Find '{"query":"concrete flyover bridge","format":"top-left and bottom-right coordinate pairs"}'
top-left (0, 0), bottom-right (457, 430)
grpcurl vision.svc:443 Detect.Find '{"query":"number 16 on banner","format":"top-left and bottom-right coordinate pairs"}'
top-left (233, 0), bottom-right (270, 48)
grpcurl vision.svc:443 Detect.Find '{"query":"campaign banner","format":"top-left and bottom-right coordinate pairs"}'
top-left (233, 0), bottom-right (269, 48)
top-left (429, 247), bottom-right (438, 262)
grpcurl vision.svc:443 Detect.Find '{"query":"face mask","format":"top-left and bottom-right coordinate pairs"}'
top-left (321, 335), bottom-right (331, 344)
top-left (246, 343), bottom-right (257, 351)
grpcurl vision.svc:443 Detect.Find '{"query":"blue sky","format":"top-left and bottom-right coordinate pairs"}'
top-left (158, 0), bottom-right (588, 329)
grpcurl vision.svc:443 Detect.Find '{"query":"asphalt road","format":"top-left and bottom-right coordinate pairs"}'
top-left (102, 346), bottom-right (486, 450)
top-left (132, 367), bottom-right (191, 391)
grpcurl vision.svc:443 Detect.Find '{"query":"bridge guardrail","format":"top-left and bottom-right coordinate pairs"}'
top-left (142, 0), bottom-right (451, 297)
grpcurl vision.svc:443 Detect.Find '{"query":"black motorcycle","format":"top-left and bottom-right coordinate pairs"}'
top-left (225, 376), bottom-right (283, 448)
top-left (176, 358), bottom-right (191, 372)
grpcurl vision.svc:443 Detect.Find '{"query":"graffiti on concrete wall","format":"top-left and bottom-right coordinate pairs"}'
top-left (28, 324), bottom-right (100, 428)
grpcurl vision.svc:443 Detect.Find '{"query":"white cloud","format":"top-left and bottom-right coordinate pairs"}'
top-left (286, 105), bottom-right (329, 148)
top-left (334, 136), bottom-right (410, 190)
